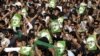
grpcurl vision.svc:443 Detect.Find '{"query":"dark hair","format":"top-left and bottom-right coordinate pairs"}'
top-left (69, 31), bottom-right (77, 38)
top-left (0, 20), bottom-right (5, 25)
top-left (54, 7), bottom-right (60, 12)
top-left (88, 26), bottom-right (94, 34)
top-left (10, 51), bottom-right (18, 56)
top-left (96, 34), bottom-right (100, 39)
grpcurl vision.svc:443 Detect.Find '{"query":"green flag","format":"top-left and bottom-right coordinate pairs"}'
top-left (38, 29), bottom-right (53, 43)
top-left (86, 34), bottom-right (97, 50)
top-left (58, 17), bottom-right (64, 28)
top-left (21, 8), bottom-right (27, 16)
top-left (50, 20), bottom-right (61, 33)
top-left (11, 13), bottom-right (22, 28)
top-left (49, 0), bottom-right (56, 8)
top-left (56, 41), bottom-right (66, 56)
top-left (78, 2), bottom-right (87, 14)
top-left (20, 47), bottom-right (32, 56)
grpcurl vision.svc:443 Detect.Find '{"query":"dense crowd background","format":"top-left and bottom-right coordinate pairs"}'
top-left (0, 0), bottom-right (100, 56)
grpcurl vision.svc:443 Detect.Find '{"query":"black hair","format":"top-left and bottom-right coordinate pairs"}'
top-left (28, 29), bottom-right (35, 41)
top-left (88, 26), bottom-right (94, 34)
top-left (58, 12), bottom-right (64, 17)
top-left (65, 29), bottom-right (69, 33)
top-left (50, 14), bottom-right (58, 20)
top-left (48, 7), bottom-right (54, 14)
top-left (54, 7), bottom-right (60, 12)
top-left (71, 21), bottom-right (77, 26)
top-left (8, 29), bottom-right (15, 34)
top-left (96, 34), bottom-right (100, 39)
top-left (10, 51), bottom-right (18, 56)
top-left (93, 20), bottom-right (99, 24)
top-left (69, 31), bottom-right (77, 38)
top-left (0, 20), bottom-right (5, 25)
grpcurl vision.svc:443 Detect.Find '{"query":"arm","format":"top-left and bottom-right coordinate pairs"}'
top-left (76, 30), bottom-right (83, 43)
top-left (49, 48), bottom-right (55, 56)
top-left (24, 16), bottom-right (33, 33)
top-left (35, 46), bottom-right (42, 56)
top-left (2, 12), bottom-right (10, 19)
top-left (29, 14), bottom-right (38, 23)
top-left (96, 41), bottom-right (100, 50)
top-left (35, 23), bottom-right (42, 37)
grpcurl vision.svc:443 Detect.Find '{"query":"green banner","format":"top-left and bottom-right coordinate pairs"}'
top-left (38, 29), bottom-right (53, 43)
top-left (11, 13), bottom-right (22, 28)
top-left (49, 0), bottom-right (56, 8)
top-left (78, 3), bottom-right (86, 14)
top-left (56, 41), bottom-right (66, 56)
top-left (20, 47), bottom-right (32, 56)
top-left (50, 20), bottom-right (61, 33)
top-left (21, 8), bottom-right (27, 16)
top-left (35, 40), bottom-right (54, 48)
top-left (86, 35), bottom-right (97, 50)
top-left (58, 17), bottom-right (64, 28)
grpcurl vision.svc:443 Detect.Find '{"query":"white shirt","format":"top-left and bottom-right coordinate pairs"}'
top-left (67, 50), bottom-right (75, 56)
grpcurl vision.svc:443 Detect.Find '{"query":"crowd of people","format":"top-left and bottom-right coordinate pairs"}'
top-left (0, 0), bottom-right (100, 56)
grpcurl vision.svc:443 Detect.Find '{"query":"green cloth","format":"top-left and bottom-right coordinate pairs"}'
top-left (34, 40), bottom-right (54, 48)
top-left (86, 34), bottom-right (97, 50)
top-left (50, 20), bottom-right (61, 33)
top-left (34, 40), bottom-right (66, 56)
top-left (21, 8), bottom-right (27, 16)
top-left (16, 31), bottom-right (23, 39)
top-left (38, 29), bottom-right (53, 43)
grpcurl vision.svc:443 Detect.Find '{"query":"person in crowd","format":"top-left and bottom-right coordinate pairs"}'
top-left (0, 0), bottom-right (100, 56)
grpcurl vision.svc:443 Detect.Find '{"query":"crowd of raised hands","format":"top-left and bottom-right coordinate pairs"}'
top-left (0, 0), bottom-right (100, 56)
